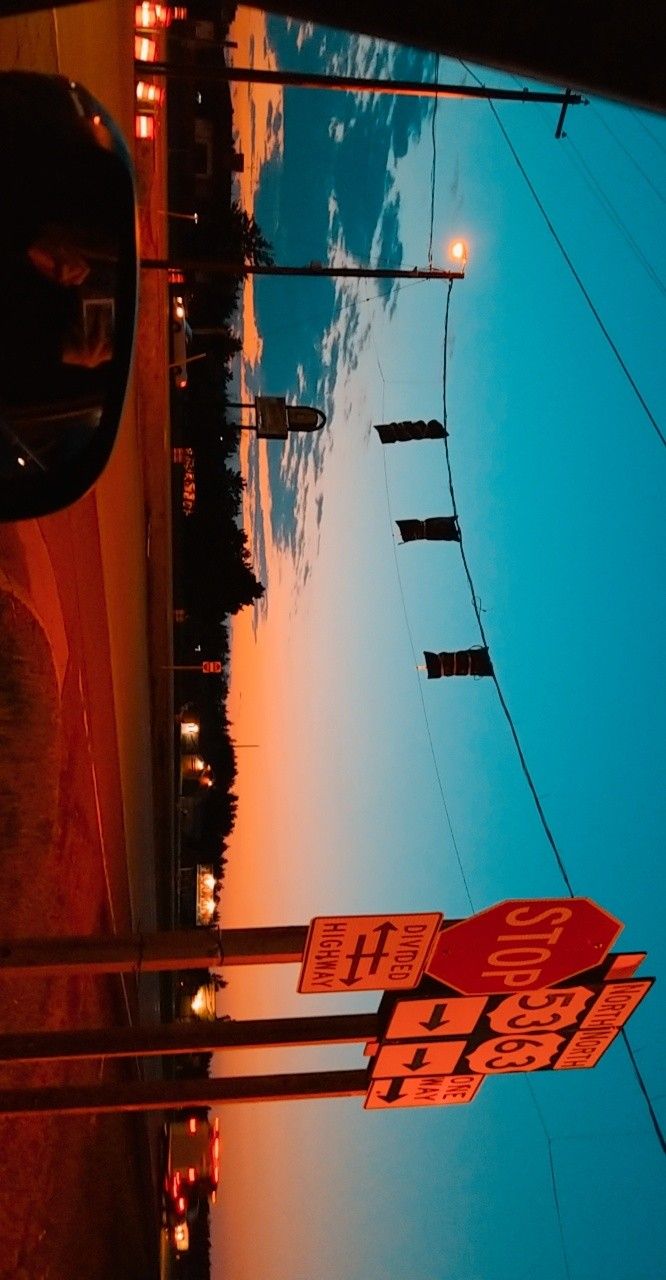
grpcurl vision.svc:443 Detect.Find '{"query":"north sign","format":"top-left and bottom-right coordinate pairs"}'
top-left (425, 897), bottom-right (623, 995)
top-left (298, 912), bottom-right (442, 994)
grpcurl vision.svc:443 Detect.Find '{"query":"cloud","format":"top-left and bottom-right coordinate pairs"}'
top-left (237, 21), bottom-right (448, 615)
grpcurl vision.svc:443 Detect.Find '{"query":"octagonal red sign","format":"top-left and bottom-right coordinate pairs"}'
top-left (426, 898), bottom-right (623, 996)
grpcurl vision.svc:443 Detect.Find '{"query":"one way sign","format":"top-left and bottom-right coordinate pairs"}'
top-left (365, 1074), bottom-right (483, 1109)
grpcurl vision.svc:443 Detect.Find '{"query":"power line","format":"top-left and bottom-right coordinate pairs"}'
top-left (380, 444), bottom-right (476, 912)
top-left (509, 81), bottom-right (666, 300)
top-left (621, 1029), bottom-right (666, 1155)
top-left (525, 1080), bottom-right (573, 1280)
top-left (427, 53), bottom-right (440, 267)
top-left (458, 61), bottom-right (666, 453)
top-left (590, 103), bottom-right (666, 209)
top-left (564, 135), bottom-right (666, 300)
top-left (629, 107), bottom-right (666, 158)
top-left (439, 279), bottom-right (577, 896)
top-left (439, 274), bottom-right (666, 1158)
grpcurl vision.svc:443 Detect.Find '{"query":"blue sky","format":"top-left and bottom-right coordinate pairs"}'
top-left (213, 11), bottom-right (666, 1279)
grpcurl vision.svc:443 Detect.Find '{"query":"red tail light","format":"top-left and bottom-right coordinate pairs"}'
top-left (134, 35), bottom-right (157, 61)
top-left (135, 114), bottom-right (155, 140)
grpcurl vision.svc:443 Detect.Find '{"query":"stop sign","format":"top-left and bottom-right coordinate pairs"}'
top-left (426, 898), bottom-right (623, 995)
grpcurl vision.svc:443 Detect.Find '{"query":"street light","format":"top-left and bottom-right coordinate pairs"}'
top-left (160, 210), bottom-right (199, 224)
top-left (448, 238), bottom-right (468, 267)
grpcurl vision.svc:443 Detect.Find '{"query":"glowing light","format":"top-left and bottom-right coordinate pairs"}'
top-left (134, 34), bottom-right (157, 61)
top-left (135, 113), bottom-right (155, 140)
top-left (135, 2), bottom-right (176, 28)
top-left (17, 457), bottom-right (26, 468)
top-left (188, 1117), bottom-right (197, 1134)
top-left (448, 238), bottom-right (468, 265)
top-left (136, 80), bottom-right (164, 106)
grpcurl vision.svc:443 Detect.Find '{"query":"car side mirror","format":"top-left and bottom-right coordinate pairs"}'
top-left (0, 72), bottom-right (137, 521)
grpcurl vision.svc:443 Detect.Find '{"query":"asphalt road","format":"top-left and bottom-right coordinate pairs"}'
top-left (0, 3), bottom-right (174, 1275)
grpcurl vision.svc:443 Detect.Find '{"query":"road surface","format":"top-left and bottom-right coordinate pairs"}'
top-left (0, 3), bottom-right (175, 1275)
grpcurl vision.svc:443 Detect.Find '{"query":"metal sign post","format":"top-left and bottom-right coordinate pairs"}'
top-left (0, 904), bottom-right (652, 1117)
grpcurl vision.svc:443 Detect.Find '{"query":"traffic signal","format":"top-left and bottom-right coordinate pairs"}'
top-left (202, 660), bottom-right (222, 674)
top-left (396, 517), bottom-right (460, 542)
top-left (374, 419), bottom-right (448, 444)
top-left (423, 648), bottom-right (493, 678)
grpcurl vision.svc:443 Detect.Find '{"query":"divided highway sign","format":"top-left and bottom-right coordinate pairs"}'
top-left (298, 912), bottom-right (442, 994)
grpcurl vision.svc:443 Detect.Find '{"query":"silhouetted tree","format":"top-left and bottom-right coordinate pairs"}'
top-left (229, 200), bottom-right (274, 266)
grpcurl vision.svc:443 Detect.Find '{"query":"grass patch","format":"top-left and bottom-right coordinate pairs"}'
top-left (0, 589), bottom-right (60, 891)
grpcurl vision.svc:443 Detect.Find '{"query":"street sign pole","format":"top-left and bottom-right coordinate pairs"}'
top-left (0, 1012), bottom-right (380, 1065)
top-left (0, 1070), bottom-right (370, 1118)
top-left (0, 926), bottom-right (308, 976)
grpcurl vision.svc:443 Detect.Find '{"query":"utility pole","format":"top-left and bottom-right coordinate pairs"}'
top-left (137, 59), bottom-right (585, 114)
top-left (141, 259), bottom-right (465, 278)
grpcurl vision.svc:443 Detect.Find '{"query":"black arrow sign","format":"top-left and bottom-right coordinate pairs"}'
top-left (404, 1048), bottom-right (429, 1072)
top-left (378, 1078), bottom-right (406, 1104)
top-left (368, 921), bottom-right (398, 973)
top-left (340, 921), bottom-right (398, 986)
top-left (420, 1003), bottom-right (449, 1032)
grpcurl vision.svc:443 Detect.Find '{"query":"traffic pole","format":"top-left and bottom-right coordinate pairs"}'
top-left (0, 1013), bottom-right (380, 1064)
top-left (0, 1070), bottom-right (370, 1117)
top-left (0, 926), bottom-right (308, 976)
top-left (137, 60), bottom-right (584, 110)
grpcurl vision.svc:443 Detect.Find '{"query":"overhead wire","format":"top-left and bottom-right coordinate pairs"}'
top-left (629, 107), bottom-right (666, 158)
top-left (427, 53), bottom-right (440, 267)
top-left (458, 61), bottom-right (666, 453)
top-left (381, 449), bottom-right (475, 913)
top-left (374, 332), bottom-right (475, 911)
top-left (439, 280), bottom-right (577, 896)
top-left (525, 1079), bottom-right (574, 1280)
top-left (590, 102), bottom-right (666, 209)
top-left (505, 75), bottom-right (666, 301)
top-left (439, 271), bottom-right (666, 1157)
top-left (563, 135), bottom-right (666, 300)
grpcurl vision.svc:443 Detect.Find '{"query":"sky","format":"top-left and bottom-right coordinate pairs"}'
top-left (212, 8), bottom-right (666, 1278)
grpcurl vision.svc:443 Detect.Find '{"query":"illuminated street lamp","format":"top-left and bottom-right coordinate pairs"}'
top-left (448, 238), bottom-right (468, 267)
top-left (159, 210), bottom-right (199, 224)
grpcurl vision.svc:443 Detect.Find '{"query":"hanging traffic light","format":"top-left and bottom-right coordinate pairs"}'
top-left (396, 517), bottom-right (460, 542)
top-left (423, 648), bottom-right (493, 678)
top-left (374, 419), bottom-right (448, 444)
